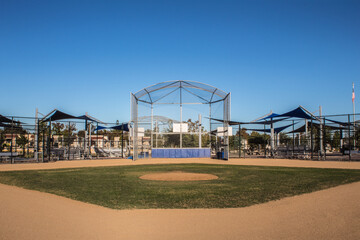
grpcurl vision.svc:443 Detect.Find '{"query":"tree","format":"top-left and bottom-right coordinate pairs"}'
top-left (279, 132), bottom-right (291, 145)
top-left (0, 131), bottom-right (5, 152)
top-left (331, 131), bottom-right (341, 150)
top-left (16, 134), bottom-right (29, 155)
top-left (248, 132), bottom-right (269, 152)
top-left (236, 128), bottom-right (249, 139)
top-left (63, 123), bottom-right (77, 146)
top-left (52, 122), bottom-right (64, 135)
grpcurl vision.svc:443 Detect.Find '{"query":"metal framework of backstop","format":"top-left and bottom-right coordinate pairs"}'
top-left (130, 80), bottom-right (230, 160)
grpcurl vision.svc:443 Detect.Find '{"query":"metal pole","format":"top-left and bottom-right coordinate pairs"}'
top-left (305, 119), bottom-right (308, 149)
top-left (68, 121), bottom-right (70, 160)
top-left (263, 123), bottom-right (266, 157)
top-left (34, 108), bottom-right (38, 162)
top-left (121, 124), bottom-right (124, 158)
top-left (238, 124), bottom-right (241, 158)
top-left (319, 106), bottom-right (323, 158)
top-left (37, 118), bottom-right (40, 162)
top-left (155, 120), bottom-right (158, 148)
top-left (96, 123), bottom-right (99, 158)
top-left (48, 119), bottom-right (51, 162)
top-left (270, 118), bottom-right (274, 157)
top-left (324, 118), bottom-right (326, 160)
top-left (348, 114), bottom-right (351, 161)
top-left (340, 129), bottom-right (343, 152)
top-left (180, 82), bottom-right (183, 149)
top-left (209, 104), bottom-right (212, 149)
top-left (292, 120), bottom-right (295, 157)
top-left (353, 83), bottom-right (356, 149)
top-left (84, 119), bottom-right (87, 158)
top-left (89, 123), bottom-right (92, 158)
top-left (42, 128), bottom-right (45, 162)
top-left (10, 117), bottom-right (14, 164)
top-left (199, 114), bottom-right (202, 148)
top-left (311, 118), bottom-right (313, 160)
top-left (151, 104), bottom-right (153, 149)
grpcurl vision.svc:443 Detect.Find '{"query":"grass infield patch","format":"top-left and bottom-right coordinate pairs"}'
top-left (0, 164), bottom-right (360, 209)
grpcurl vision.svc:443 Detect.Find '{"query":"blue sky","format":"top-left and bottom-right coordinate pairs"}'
top-left (1, 0), bottom-right (359, 123)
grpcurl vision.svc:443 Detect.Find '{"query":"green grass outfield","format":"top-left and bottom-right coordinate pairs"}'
top-left (1, 164), bottom-right (360, 209)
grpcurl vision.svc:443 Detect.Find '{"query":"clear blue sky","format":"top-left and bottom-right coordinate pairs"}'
top-left (1, 0), bottom-right (359, 123)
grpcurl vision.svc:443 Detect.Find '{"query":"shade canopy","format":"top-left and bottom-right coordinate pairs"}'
top-left (287, 122), bottom-right (346, 134)
top-left (262, 113), bottom-right (280, 120)
top-left (276, 107), bottom-right (314, 120)
top-left (110, 123), bottom-right (129, 131)
top-left (94, 125), bottom-right (107, 131)
top-left (42, 110), bottom-right (78, 122)
top-left (95, 123), bottom-right (129, 132)
top-left (246, 123), bottom-right (295, 134)
top-left (77, 115), bottom-right (103, 123)
top-left (325, 118), bottom-right (353, 127)
top-left (0, 114), bottom-right (21, 124)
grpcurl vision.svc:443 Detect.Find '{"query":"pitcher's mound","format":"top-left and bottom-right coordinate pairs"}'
top-left (139, 171), bottom-right (218, 181)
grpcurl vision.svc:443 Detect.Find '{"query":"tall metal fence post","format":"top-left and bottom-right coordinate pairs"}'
top-left (68, 121), bottom-right (71, 160)
top-left (238, 124), bottom-right (241, 158)
top-left (311, 119), bottom-right (313, 160)
top-left (292, 120), bottom-right (295, 157)
top-left (348, 114), bottom-right (351, 161)
top-left (323, 118), bottom-right (326, 161)
top-left (48, 120), bottom-right (51, 162)
top-left (10, 117), bottom-right (14, 164)
top-left (34, 108), bottom-right (38, 162)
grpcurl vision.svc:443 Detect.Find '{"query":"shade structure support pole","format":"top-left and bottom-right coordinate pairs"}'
top-left (121, 124), bottom-right (124, 158)
top-left (42, 127), bottom-right (45, 162)
top-left (10, 117), bottom-right (14, 164)
top-left (238, 124), bottom-right (241, 158)
top-left (340, 129), bottom-right (343, 151)
top-left (270, 118), bottom-right (274, 157)
top-left (96, 123), bottom-right (98, 151)
top-left (305, 119), bottom-right (308, 148)
top-left (199, 114), bottom-right (202, 148)
top-left (180, 82), bottom-right (183, 149)
top-left (84, 119), bottom-right (88, 158)
top-left (155, 120), bottom-right (158, 148)
top-left (348, 114), bottom-right (351, 161)
top-left (48, 119), bottom-right (51, 162)
top-left (34, 108), bottom-right (38, 162)
top-left (311, 119), bottom-right (313, 159)
top-left (68, 121), bottom-right (70, 160)
top-left (319, 106), bottom-right (324, 158)
top-left (292, 120), bottom-right (295, 157)
top-left (151, 104), bottom-right (153, 149)
top-left (323, 118), bottom-right (326, 161)
top-left (353, 83), bottom-right (356, 149)
top-left (264, 124), bottom-right (266, 157)
top-left (89, 123), bottom-right (92, 158)
top-left (209, 104), bottom-right (212, 151)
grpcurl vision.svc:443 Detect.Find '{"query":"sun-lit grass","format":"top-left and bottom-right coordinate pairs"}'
top-left (0, 164), bottom-right (360, 209)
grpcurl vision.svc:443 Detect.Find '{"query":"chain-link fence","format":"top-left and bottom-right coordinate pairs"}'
top-left (228, 113), bottom-right (360, 161)
top-left (0, 115), bottom-right (130, 163)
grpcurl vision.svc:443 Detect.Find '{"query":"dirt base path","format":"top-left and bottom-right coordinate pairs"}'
top-left (1, 158), bottom-right (360, 239)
